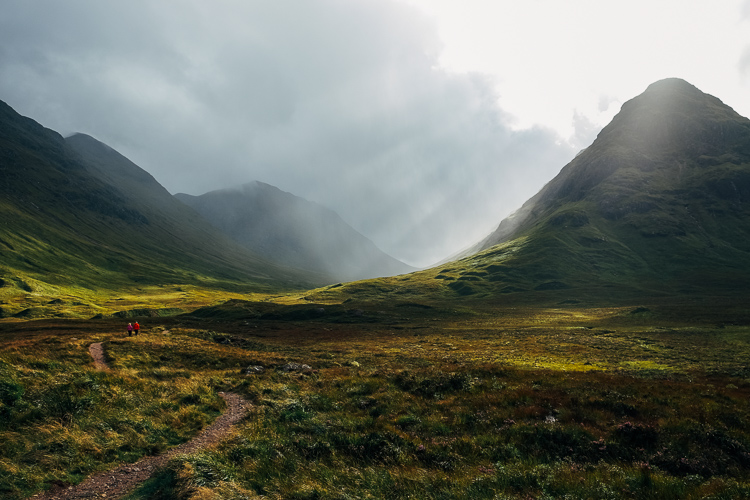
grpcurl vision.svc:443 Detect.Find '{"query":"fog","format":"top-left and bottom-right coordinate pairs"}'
top-left (1, 0), bottom-right (591, 266)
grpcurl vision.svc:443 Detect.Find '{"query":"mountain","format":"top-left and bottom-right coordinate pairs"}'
top-left (302, 78), bottom-right (750, 306)
top-left (0, 100), bottom-right (321, 297)
top-left (442, 78), bottom-right (750, 299)
top-left (176, 182), bottom-right (416, 282)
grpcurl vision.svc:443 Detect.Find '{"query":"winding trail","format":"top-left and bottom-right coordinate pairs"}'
top-left (30, 342), bottom-right (251, 500)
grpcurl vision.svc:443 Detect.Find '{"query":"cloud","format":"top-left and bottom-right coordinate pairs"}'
top-left (742, 47), bottom-right (750, 81)
top-left (0, 0), bottom-right (574, 267)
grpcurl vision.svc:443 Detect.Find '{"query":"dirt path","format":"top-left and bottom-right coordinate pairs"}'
top-left (29, 343), bottom-right (251, 500)
top-left (88, 342), bottom-right (108, 371)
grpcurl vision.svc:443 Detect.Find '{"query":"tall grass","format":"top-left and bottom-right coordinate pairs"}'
top-left (0, 331), bottom-right (231, 498)
top-left (3, 308), bottom-right (750, 499)
top-left (132, 361), bottom-right (750, 499)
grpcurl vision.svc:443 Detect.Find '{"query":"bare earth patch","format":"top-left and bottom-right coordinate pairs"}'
top-left (29, 344), bottom-right (250, 500)
top-left (88, 342), bottom-right (108, 371)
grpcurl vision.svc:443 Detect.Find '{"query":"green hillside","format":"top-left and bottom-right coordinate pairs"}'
top-left (66, 134), bottom-right (321, 287)
top-left (298, 79), bottom-right (750, 307)
top-left (0, 101), bottom-right (321, 317)
top-left (477, 78), bottom-right (750, 297)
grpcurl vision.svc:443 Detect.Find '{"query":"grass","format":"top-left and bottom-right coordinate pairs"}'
top-left (0, 276), bottom-right (285, 320)
top-left (2, 299), bottom-right (750, 499)
top-left (0, 326), bottom-right (234, 497)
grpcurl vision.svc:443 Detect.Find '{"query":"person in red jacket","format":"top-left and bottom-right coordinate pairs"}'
top-left (134, 321), bottom-right (140, 336)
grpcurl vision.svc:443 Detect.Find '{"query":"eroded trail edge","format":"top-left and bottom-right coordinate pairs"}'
top-left (30, 344), bottom-right (251, 500)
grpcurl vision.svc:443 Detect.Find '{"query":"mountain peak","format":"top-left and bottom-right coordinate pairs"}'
top-left (643, 77), bottom-right (697, 93)
top-left (595, 78), bottom-right (749, 159)
top-left (465, 79), bottom-right (750, 299)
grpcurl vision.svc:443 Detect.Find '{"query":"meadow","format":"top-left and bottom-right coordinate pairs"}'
top-left (1, 299), bottom-right (750, 499)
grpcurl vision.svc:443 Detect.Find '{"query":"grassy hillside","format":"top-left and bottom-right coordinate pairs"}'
top-left (0, 103), bottom-right (324, 318)
top-left (468, 79), bottom-right (750, 296)
top-left (309, 79), bottom-right (750, 307)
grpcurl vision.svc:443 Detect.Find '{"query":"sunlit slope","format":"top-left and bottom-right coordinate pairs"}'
top-left (176, 182), bottom-right (416, 282)
top-left (302, 79), bottom-right (750, 305)
top-left (0, 100), bottom-right (321, 294)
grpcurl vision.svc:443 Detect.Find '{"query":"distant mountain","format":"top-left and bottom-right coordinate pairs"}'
top-left (176, 182), bottom-right (416, 282)
top-left (441, 78), bottom-right (750, 299)
top-left (0, 100), bottom-right (321, 295)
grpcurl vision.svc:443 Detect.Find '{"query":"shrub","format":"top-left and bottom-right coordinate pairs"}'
top-left (393, 371), bottom-right (473, 398)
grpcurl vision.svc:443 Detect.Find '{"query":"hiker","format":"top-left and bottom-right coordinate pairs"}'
top-left (134, 321), bottom-right (140, 336)
top-left (127, 322), bottom-right (133, 336)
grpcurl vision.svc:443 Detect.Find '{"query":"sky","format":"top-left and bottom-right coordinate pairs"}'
top-left (1, 1), bottom-right (749, 268)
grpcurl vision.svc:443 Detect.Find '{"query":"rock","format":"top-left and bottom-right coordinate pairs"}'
top-left (280, 362), bottom-right (313, 373)
top-left (244, 365), bottom-right (265, 375)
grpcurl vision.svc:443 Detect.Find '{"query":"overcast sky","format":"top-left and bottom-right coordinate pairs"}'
top-left (1, 1), bottom-right (749, 267)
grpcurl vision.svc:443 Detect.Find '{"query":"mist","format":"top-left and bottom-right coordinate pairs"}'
top-left (0, 0), bottom-right (580, 267)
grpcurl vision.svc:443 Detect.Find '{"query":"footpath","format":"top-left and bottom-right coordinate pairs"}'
top-left (31, 342), bottom-right (250, 499)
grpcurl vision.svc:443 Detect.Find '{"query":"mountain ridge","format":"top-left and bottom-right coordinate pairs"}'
top-left (176, 182), bottom-right (416, 282)
top-left (0, 102), bottom-right (323, 302)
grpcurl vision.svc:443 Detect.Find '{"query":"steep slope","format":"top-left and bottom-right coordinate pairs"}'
top-left (176, 182), bottom-right (416, 282)
top-left (298, 78), bottom-right (750, 307)
top-left (448, 78), bottom-right (750, 298)
top-left (0, 101), bottom-right (320, 297)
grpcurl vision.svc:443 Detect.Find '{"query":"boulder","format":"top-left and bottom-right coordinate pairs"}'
top-left (279, 362), bottom-right (313, 373)
top-left (244, 365), bottom-right (265, 375)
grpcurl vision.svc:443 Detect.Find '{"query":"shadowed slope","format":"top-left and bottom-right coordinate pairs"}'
top-left (0, 101), bottom-right (322, 297)
top-left (176, 182), bottom-right (416, 282)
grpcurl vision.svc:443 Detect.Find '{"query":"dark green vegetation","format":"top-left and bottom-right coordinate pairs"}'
top-left (0, 103), bottom-right (323, 319)
top-left (437, 78), bottom-right (750, 302)
top-left (1, 306), bottom-right (750, 499)
top-left (176, 182), bottom-right (414, 282)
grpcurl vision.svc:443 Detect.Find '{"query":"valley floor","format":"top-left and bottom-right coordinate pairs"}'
top-left (1, 301), bottom-right (750, 499)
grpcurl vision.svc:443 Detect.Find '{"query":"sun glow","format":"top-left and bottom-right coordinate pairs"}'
top-left (399, 0), bottom-right (750, 144)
